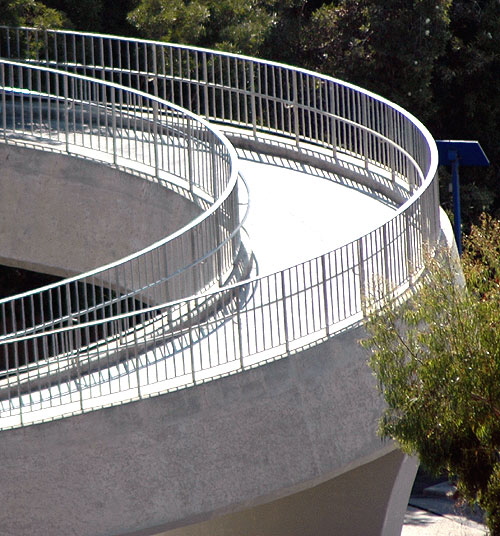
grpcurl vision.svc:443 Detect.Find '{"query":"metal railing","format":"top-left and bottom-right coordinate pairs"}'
top-left (0, 27), bottom-right (440, 427)
top-left (0, 59), bottom-right (243, 356)
top-left (0, 27), bottom-right (433, 197)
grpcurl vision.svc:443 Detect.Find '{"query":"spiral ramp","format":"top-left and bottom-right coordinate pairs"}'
top-left (0, 28), bottom-right (451, 536)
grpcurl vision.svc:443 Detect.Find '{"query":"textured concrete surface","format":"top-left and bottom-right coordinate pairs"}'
top-left (0, 138), bottom-right (446, 536)
top-left (0, 143), bottom-right (201, 279)
top-left (0, 323), bottom-right (402, 536)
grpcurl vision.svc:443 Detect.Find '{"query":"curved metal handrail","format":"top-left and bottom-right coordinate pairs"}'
top-left (0, 59), bottom-right (242, 340)
top-left (0, 27), bottom-right (439, 427)
top-left (0, 27), bottom-right (435, 183)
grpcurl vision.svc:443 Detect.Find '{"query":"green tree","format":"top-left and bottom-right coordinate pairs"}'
top-left (430, 0), bottom-right (500, 227)
top-left (363, 213), bottom-right (500, 534)
top-left (42, 0), bottom-right (103, 31)
top-left (127, 0), bottom-right (276, 55)
top-left (127, 0), bottom-right (210, 44)
top-left (259, 0), bottom-right (318, 64)
top-left (0, 0), bottom-right (69, 28)
top-left (300, 0), bottom-right (453, 122)
top-left (201, 0), bottom-right (275, 54)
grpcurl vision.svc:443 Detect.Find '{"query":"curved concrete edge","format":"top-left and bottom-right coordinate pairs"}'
top-left (438, 206), bottom-right (459, 256)
top-left (0, 322), bottom-right (393, 536)
top-left (381, 454), bottom-right (419, 536)
top-left (141, 448), bottom-right (415, 536)
top-left (226, 133), bottom-right (408, 205)
top-left (0, 143), bottom-right (201, 280)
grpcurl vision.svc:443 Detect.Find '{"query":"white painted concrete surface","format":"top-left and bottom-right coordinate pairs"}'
top-left (239, 157), bottom-right (394, 275)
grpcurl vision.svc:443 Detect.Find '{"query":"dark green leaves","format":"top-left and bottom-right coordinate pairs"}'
top-left (364, 215), bottom-right (500, 533)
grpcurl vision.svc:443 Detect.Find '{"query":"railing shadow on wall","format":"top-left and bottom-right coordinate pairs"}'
top-left (0, 27), bottom-right (439, 428)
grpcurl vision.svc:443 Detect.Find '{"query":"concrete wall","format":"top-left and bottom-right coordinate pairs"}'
top-left (0, 143), bottom-right (201, 280)
top-left (0, 322), bottom-right (414, 536)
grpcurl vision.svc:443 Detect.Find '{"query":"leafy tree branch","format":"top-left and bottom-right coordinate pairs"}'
top-left (363, 213), bottom-right (500, 534)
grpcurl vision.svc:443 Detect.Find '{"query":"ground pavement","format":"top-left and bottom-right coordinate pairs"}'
top-left (402, 470), bottom-right (488, 536)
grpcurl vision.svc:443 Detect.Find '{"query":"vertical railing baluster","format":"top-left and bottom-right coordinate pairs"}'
top-left (63, 73), bottom-right (69, 153)
top-left (320, 254), bottom-right (331, 336)
top-left (153, 99), bottom-right (159, 179)
top-left (1, 63), bottom-right (6, 140)
top-left (292, 69), bottom-right (300, 148)
top-left (281, 271), bottom-right (290, 354)
top-left (249, 61), bottom-right (257, 138)
top-left (357, 238), bottom-right (367, 316)
top-left (111, 86), bottom-right (117, 165)
top-left (186, 117), bottom-right (194, 192)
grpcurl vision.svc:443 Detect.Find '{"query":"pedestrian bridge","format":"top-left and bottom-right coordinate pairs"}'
top-left (0, 28), bottom-right (444, 536)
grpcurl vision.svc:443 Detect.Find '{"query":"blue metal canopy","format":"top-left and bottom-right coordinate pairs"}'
top-left (435, 140), bottom-right (490, 255)
top-left (436, 140), bottom-right (490, 167)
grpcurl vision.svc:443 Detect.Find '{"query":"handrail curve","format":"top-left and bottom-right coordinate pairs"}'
top-left (0, 27), bottom-right (440, 427)
top-left (0, 59), bottom-right (242, 331)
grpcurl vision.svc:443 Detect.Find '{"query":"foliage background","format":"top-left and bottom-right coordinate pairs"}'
top-left (2, 0), bottom-right (496, 230)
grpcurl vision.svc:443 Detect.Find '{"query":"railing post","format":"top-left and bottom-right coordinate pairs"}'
top-left (388, 108), bottom-right (397, 181)
top-left (63, 74), bottom-right (69, 153)
top-left (1, 63), bottom-right (6, 140)
top-left (187, 298), bottom-right (196, 384)
top-left (190, 230), bottom-right (198, 295)
top-left (391, 144), bottom-right (397, 181)
top-left (236, 287), bottom-right (245, 370)
top-left (249, 61), bottom-right (257, 138)
top-left (363, 95), bottom-right (370, 170)
top-left (74, 330), bottom-right (85, 413)
top-left (280, 271), bottom-right (290, 353)
top-left (292, 69), bottom-right (300, 148)
top-left (202, 52), bottom-right (209, 120)
top-left (406, 209), bottom-right (415, 287)
top-left (111, 86), bottom-right (117, 166)
top-left (43, 29), bottom-right (49, 66)
top-left (209, 136), bottom-right (224, 285)
top-left (357, 238), bottom-right (367, 316)
top-left (134, 312), bottom-right (143, 400)
top-left (382, 224), bottom-right (391, 297)
top-left (152, 99), bottom-right (159, 179)
top-left (151, 43), bottom-right (158, 98)
top-left (328, 82), bottom-right (337, 159)
top-left (16, 344), bottom-right (23, 427)
top-left (5, 28), bottom-right (11, 59)
top-left (320, 254), bottom-right (331, 336)
top-left (187, 117), bottom-right (194, 192)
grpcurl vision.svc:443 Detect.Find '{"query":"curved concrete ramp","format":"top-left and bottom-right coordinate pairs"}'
top-left (0, 27), bottom-right (444, 536)
top-left (0, 323), bottom-right (414, 536)
top-left (0, 143), bottom-right (201, 279)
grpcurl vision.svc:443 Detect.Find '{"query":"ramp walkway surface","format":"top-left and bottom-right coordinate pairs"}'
top-left (0, 130), bottom-right (394, 427)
